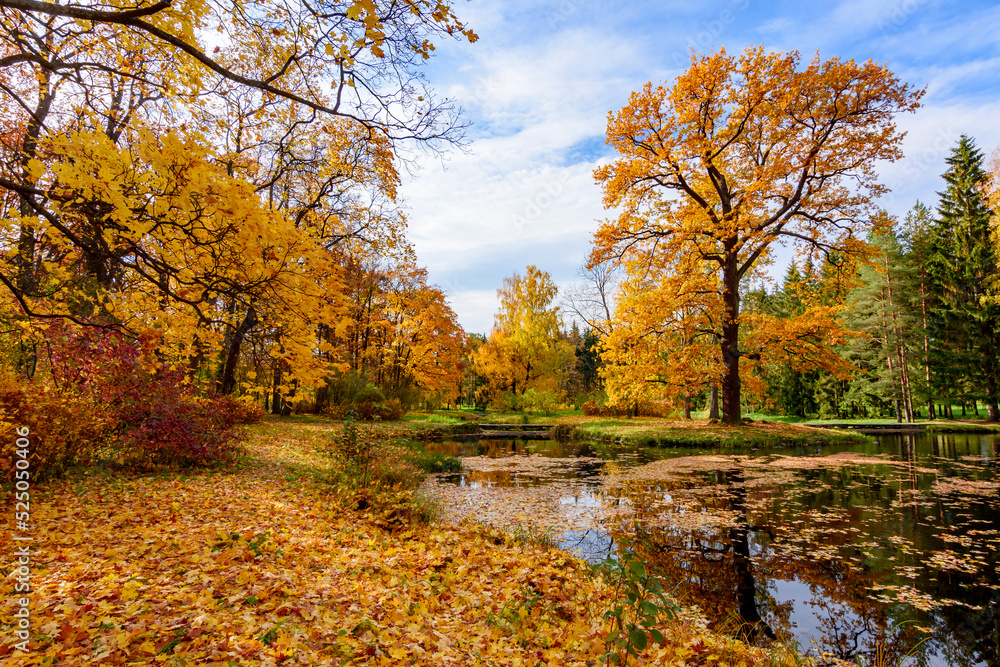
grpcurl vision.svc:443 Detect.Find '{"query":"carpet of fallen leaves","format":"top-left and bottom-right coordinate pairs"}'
top-left (0, 420), bottom-right (801, 666)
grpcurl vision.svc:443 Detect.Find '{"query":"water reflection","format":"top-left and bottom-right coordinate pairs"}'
top-left (428, 432), bottom-right (1000, 666)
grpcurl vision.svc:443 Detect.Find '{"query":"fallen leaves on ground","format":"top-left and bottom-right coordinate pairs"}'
top-left (0, 420), bottom-right (791, 666)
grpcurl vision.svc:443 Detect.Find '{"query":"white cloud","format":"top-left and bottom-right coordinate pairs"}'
top-left (398, 0), bottom-right (1000, 332)
top-left (400, 26), bottom-right (646, 333)
top-left (878, 99), bottom-right (1000, 216)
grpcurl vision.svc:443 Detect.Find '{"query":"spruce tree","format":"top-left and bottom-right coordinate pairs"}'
top-left (929, 135), bottom-right (1000, 420)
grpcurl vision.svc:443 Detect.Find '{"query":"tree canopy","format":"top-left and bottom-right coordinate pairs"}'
top-left (591, 46), bottom-right (923, 424)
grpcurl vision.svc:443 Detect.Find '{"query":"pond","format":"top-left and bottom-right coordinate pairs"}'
top-left (422, 433), bottom-right (1000, 667)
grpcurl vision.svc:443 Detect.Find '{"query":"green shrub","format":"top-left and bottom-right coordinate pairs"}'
top-left (521, 388), bottom-right (562, 412)
top-left (596, 549), bottom-right (678, 666)
top-left (411, 451), bottom-right (462, 473)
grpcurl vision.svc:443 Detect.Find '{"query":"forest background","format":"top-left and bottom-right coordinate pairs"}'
top-left (1, 0), bottom-right (999, 481)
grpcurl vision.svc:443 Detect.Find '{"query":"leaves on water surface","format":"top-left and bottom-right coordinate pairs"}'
top-left (425, 440), bottom-right (1000, 651)
top-left (0, 423), bottom-right (799, 666)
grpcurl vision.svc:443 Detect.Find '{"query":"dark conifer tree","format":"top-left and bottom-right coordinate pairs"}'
top-left (929, 135), bottom-right (1000, 420)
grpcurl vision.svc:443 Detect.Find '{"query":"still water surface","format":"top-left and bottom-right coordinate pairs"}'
top-left (425, 433), bottom-right (1000, 667)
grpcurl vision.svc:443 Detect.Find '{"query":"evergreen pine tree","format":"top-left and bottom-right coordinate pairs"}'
top-left (844, 228), bottom-right (922, 421)
top-left (929, 135), bottom-right (1000, 420)
top-left (901, 201), bottom-right (938, 418)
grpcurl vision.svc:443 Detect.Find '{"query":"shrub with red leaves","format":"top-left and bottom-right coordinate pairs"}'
top-left (2, 324), bottom-right (250, 477)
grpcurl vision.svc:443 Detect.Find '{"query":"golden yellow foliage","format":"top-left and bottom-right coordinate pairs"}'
top-left (592, 46), bottom-right (923, 424)
top-left (472, 266), bottom-right (574, 406)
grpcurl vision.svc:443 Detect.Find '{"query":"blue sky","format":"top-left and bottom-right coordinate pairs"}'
top-left (398, 0), bottom-right (1000, 335)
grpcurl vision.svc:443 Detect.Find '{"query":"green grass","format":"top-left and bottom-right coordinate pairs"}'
top-left (399, 440), bottom-right (463, 473)
top-left (478, 410), bottom-right (582, 424)
top-left (551, 416), bottom-right (874, 448)
top-left (738, 412), bottom-right (1000, 433)
top-left (404, 413), bottom-right (465, 424)
top-left (924, 422), bottom-right (1000, 433)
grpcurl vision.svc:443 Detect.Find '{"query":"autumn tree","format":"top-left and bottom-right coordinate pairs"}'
top-left (0, 0), bottom-right (476, 136)
top-left (0, 0), bottom-right (476, 409)
top-left (472, 265), bottom-right (573, 407)
top-left (597, 252), bottom-right (723, 416)
top-left (315, 245), bottom-right (466, 413)
top-left (592, 47), bottom-right (922, 424)
top-left (0, 0), bottom-right (475, 309)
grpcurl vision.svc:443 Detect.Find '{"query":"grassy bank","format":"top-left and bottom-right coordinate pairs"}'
top-left (551, 415), bottom-right (874, 448)
top-left (282, 412), bottom-right (481, 440)
top-left (923, 421), bottom-right (1000, 433)
top-left (0, 419), bottom-right (807, 666)
top-left (798, 418), bottom-right (1000, 434)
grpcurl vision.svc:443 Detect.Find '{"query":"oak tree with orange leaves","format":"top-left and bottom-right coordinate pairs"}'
top-left (592, 47), bottom-right (923, 425)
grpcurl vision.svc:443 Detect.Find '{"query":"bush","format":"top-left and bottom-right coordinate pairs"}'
top-left (582, 401), bottom-right (628, 417)
top-left (325, 417), bottom-right (433, 527)
top-left (2, 325), bottom-right (245, 476)
top-left (581, 400), bottom-right (672, 418)
top-left (520, 388), bottom-right (562, 412)
top-left (406, 446), bottom-right (462, 473)
top-left (0, 372), bottom-right (109, 481)
top-left (319, 372), bottom-right (408, 421)
top-left (319, 372), bottom-right (384, 408)
top-left (111, 394), bottom-right (241, 468)
top-left (326, 398), bottom-right (405, 421)
top-left (215, 395), bottom-right (267, 427)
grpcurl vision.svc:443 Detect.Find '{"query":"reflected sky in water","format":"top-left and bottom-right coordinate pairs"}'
top-left (427, 432), bottom-right (1000, 666)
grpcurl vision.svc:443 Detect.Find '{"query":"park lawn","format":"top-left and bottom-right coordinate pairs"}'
top-left (0, 420), bottom-right (803, 666)
top-left (551, 415), bottom-right (873, 448)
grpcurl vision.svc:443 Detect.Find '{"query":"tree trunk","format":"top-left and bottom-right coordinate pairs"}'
top-left (14, 77), bottom-right (56, 297)
top-left (882, 264), bottom-right (913, 423)
top-left (271, 362), bottom-right (284, 416)
top-left (218, 307), bottom-right (258, 395)
top-left (877, 286), bottom-right (903, 423)
top-left (721, 253), bottom-right (741, 425)
top-left (683, 393), bottom-right (691, 420)
top-left (988, 402), bottom-right (999, 422)
top-left (726, 471), bottom-right (776, 642)
top-left (709, 385), bottom-right (720, 420)
top-left (919, 274), bottom-right (935, 419)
